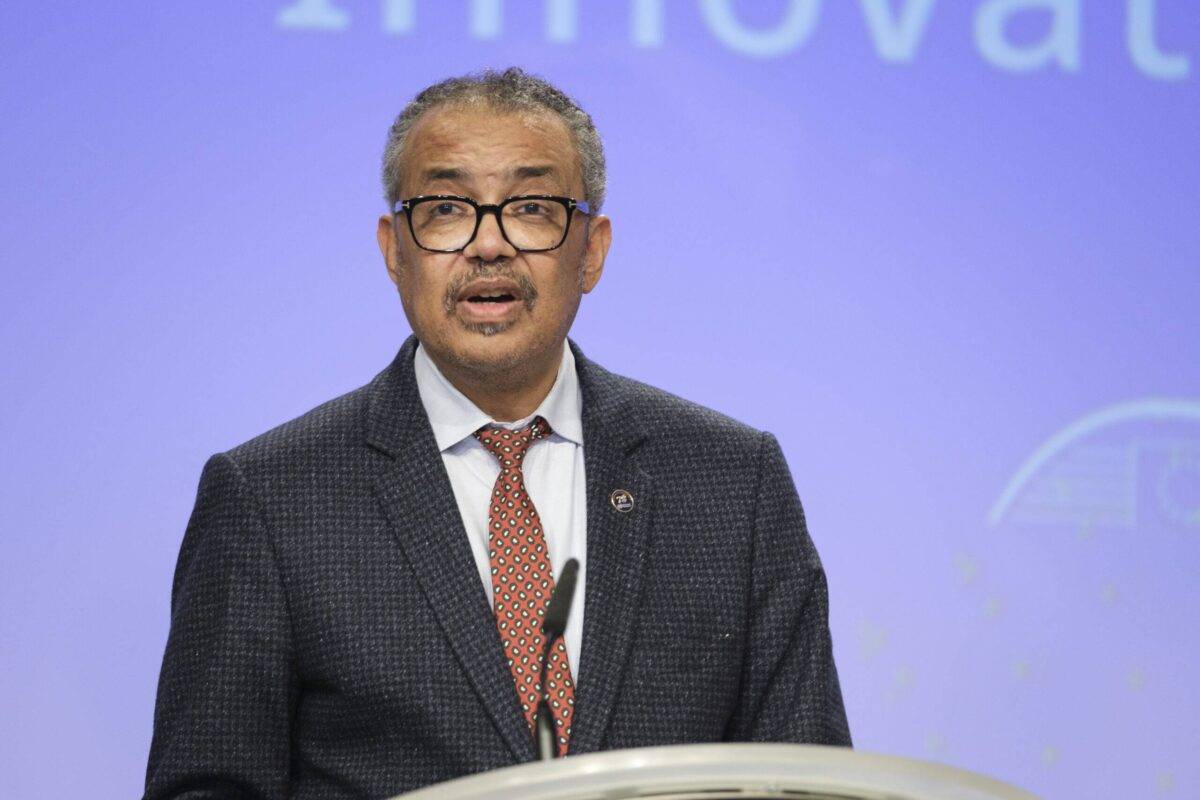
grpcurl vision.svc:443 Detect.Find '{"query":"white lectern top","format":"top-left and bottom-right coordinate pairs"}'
top-left (395, 743), bottom-right (1039, 799)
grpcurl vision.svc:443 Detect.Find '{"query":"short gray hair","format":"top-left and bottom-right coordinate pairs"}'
top-left (381, 67), bottom-right (606, 212)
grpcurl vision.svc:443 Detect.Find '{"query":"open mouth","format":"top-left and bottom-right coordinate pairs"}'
top-left (466, 291), bottom-right (517, 304)
top-left (456, 279), bottom-right (526, 323)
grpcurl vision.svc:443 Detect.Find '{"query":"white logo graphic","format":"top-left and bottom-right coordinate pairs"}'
top-left (989, 398), bottom-right (1200, 529)
top-left (275, 1), bottom-right (1191, 81)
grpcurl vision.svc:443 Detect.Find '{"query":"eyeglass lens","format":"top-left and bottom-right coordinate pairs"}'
top-left (409, 198), bottom-right (569, 251)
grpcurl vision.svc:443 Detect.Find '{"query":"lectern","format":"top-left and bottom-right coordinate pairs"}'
top-left (395, 743), bottom-right (1038, 799)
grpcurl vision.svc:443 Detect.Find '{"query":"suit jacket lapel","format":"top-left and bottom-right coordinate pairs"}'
top-left (366, 337), bottom-right (535, 763)
top-left (568, 343), bottom-right (654, 754)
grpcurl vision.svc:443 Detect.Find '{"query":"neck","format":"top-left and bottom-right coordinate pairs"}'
top-left (429, 344), bottom-right (563, 422)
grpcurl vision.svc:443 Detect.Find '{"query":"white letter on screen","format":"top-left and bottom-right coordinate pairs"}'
top-left (470, 0), bottom-right (577, 42)
top-left (383, 0), bottom-right (415, 34)
top-left (859, 0), bottom-right (937, 62)
top-left (700, 0), bottom-right (822, 58)
top-left (547, 0), bottom-right (578, 42)
top-left (632, 0), bottom-right (665, 48)
top-left (276, 0), bottom-right (350, 30)
top-left (470, 0), bottom-right (502, 39)
top-left (1128, 0), bottom-right (1190, 80)
top-left (975, 0), bottom-right (1081, 73)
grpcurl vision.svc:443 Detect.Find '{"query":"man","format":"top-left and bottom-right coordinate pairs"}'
top-left (145, 68), bottom-right (849, 800)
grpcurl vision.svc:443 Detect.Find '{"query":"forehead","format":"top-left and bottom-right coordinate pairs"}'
top-left (400, 104), bottom-right (581, 191)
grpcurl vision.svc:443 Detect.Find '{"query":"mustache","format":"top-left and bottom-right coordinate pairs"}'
top-left (442, 262), bottom-right (539, 314)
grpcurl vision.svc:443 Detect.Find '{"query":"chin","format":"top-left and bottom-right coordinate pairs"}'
top-left (459, 320), bottom-right (516, 338)
top-left (442, 325), bottom-right (539, 373)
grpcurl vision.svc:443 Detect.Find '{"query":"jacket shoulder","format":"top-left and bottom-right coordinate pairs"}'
top-left (595, 368), bottom-right (767, 456)
top-left (221, 375), bottom-right (379, 477)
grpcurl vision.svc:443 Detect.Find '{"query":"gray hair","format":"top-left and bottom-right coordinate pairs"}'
top-left (381, 67), bottom-right (606, 212)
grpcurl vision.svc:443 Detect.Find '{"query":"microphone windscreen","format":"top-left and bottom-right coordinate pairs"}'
top-left (543, 558), bottom-right (579, 638)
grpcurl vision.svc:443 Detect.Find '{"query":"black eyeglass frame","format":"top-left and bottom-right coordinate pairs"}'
top-left (392, 194), bottom-right (591, 253)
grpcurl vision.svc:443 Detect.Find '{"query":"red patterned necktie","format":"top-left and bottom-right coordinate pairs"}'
top-left (474, 416), bottom-right (575, 756)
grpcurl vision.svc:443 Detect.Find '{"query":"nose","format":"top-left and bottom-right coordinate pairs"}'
top-left (463, 209), bottom-right (517, 262)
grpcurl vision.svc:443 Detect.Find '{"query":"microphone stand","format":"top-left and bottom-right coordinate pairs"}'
top-left (534, 558), bottom-right (579, 761)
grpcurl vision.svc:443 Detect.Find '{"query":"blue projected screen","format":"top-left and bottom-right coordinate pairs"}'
top-left (1, 3), bottom-right (1197, 798)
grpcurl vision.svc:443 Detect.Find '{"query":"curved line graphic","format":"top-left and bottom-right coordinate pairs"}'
top-left (988, 398), bottom-right (1200, 526)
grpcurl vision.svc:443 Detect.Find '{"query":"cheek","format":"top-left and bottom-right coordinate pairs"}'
top-left (400, 249), bottom-right (443, 289)
top-left (398, 260), bottom-right (452, 318)
top-left (532, 253), bottom-right (586, 303)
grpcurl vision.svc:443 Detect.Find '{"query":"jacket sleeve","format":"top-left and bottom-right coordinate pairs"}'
top-left (144, 453), bottom-right (297, 800)
top-left (724, 432), bottom-right (852, 746)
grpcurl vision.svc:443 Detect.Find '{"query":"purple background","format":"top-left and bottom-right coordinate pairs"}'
top-left (2, 2), bottom-right (1197, 798)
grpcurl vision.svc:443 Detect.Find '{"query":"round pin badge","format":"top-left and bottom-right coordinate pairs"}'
top-left (610, 489), bottom-right (634, 513)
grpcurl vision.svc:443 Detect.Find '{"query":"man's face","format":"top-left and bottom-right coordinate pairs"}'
top-left (377, 105), bottom-right (611, 384)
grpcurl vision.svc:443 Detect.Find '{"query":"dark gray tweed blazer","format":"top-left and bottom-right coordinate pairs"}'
top-left (144, 337), bottom-right (850, 800)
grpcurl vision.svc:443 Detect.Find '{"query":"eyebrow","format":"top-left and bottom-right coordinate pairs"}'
top-left (421, 167), bottom-right (469, 183)
top-left (512, 165), bottom-right (558, 180)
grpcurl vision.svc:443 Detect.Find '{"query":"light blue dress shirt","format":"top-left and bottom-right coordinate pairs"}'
top-left (413, 341), bottom-right (587, 679)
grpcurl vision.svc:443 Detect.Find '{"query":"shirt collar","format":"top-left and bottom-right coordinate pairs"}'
top-left (413, 339), bottom-right (583, 452)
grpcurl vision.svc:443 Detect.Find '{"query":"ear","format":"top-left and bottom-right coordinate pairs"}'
top-left (377, 214), bottom-right (402, 288)
top-left (580, 214), bottom-right (611, 294)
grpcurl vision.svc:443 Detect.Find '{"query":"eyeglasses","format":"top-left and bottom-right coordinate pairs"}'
top-left (392, 194), bottom-right (591, 253)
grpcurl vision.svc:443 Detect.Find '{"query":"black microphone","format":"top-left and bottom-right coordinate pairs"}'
top-left (534, 557), bottom-right (579, 761)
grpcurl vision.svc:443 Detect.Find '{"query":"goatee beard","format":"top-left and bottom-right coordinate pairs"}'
top-left (442, 262), bottom-right (539, 336)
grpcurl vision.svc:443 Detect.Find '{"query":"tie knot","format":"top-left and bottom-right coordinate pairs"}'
top-left (474, 416), bottom-right (552, 469)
